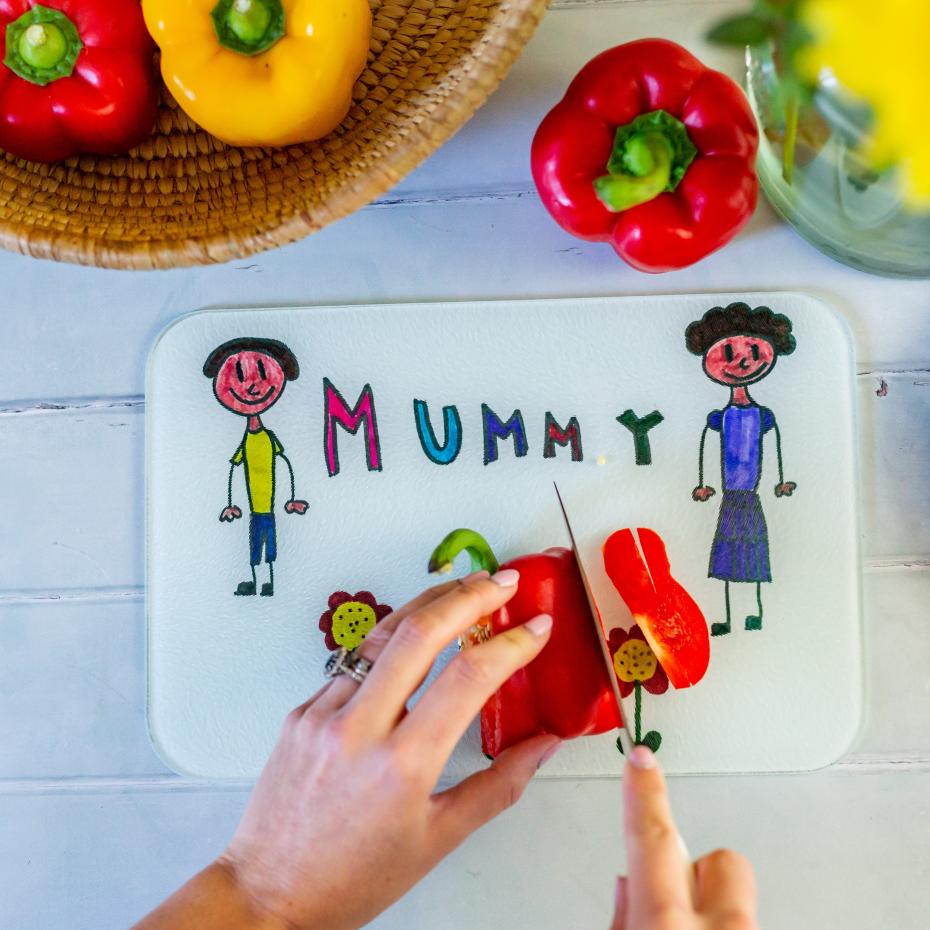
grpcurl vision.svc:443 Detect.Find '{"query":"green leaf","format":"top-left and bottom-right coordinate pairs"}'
top-left (616, 735), bottom-right (625, 756)
top-left (707, 14), bottom-right (774, 46)
top-left (641, 731), bottom-right (663, 753)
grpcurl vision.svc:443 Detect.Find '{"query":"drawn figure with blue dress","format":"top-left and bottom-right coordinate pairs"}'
top-left (686, 303), bottom-right (797, 636)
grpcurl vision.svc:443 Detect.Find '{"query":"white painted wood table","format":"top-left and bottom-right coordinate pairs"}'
top-left (1, 2), bottom-right (928, 928)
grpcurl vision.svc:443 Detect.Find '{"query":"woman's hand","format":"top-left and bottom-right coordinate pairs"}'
top-left (134, 571), bottom-right (557, 930)
top-left (610, 747), bottom-right (759, 930)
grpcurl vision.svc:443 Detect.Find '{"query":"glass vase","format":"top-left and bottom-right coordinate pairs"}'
top-left (745, 43), bottom-right (930, 278)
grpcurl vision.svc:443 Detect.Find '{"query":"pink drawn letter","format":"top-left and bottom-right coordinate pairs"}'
top-left (324, 378), bottom-right (383, 477)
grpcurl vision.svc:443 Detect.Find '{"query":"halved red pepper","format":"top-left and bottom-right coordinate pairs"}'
top-left (603, 528), bottom-right (710, 689)
top-left (531, 38), bottom-right (758, 273)
top-left (428, 528), bottom-right (621, 759)
top-left (0, 1), bottom-right (158, 162)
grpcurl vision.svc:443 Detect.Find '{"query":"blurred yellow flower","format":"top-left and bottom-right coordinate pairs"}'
top-left (799, 0), bottom-right (930, 206)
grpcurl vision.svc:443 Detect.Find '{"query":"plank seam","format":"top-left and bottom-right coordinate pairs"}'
top-left (0, 753), bottom-right (927, 794)
top-left (1, 371), bottom-right (928, 418)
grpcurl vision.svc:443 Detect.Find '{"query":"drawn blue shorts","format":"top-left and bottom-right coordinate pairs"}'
top-left (249, 513), bottom-right (277, 565)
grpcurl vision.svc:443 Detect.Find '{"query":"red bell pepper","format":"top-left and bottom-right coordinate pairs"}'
top-left (603, 528), bottom-right (710, 689)
top-left (428, 528), bottom-right (621, 759)
top-left (0, 0), bottom-right (158, 162)
top-left (531, 38), bottom-right (759, 273)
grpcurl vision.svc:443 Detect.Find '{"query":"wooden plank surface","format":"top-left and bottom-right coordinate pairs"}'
top-left (2, 773), bottom-right (927, 930)
top-left (0, 0), bottom-right (927, 926)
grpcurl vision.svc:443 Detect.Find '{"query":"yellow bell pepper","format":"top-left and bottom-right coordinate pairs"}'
top-left (143, 0), bottom-right (371, 146)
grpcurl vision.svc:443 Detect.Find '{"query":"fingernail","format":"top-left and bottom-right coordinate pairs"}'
top-left (629, 745), bottom-right (656, 769)
top-left (524, 613), bottom-right (553, 636)
top-left (490, 569), bottom-right (520, 587)
top-left (537, 740), bottom-right (562, 769)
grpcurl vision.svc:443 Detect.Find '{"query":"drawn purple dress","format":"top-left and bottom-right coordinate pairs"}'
top-left (707, 404), bottom-right (774, 583)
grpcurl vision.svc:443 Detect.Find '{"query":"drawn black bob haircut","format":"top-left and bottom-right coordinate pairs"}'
top-left (685, 302), bottom-right (796, 357)
top-left (203, 337), bottom-right (300, 381)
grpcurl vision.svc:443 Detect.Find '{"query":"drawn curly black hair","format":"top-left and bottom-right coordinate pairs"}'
top-left (685, 302), bottom-right (796, 357)
top-left (203, 337), bottom-right (300, 381)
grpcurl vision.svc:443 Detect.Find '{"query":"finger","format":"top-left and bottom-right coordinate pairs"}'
top-left (609, 876), bottom-right (628, 930)
top-left (344, 571), bottom-right (521, 730)
top-left (623, 746), bottom-right (693, 925)
top-left (430, 734), bottom-right (560, 851)
top-left (393, 613), bottom-right (553, 780)
top-left (311, 576), bottom-right (479, 714)
top-left (695, 849), bottom-right (757, 922)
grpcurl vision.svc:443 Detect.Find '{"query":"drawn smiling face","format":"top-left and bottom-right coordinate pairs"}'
top-left (703, 335), bottom-right (776, 387)
top-left (214, 350), bottom-right (287, 416)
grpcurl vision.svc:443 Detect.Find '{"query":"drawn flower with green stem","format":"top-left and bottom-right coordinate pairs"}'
top-left (609, 624), bottom-right (669, 753)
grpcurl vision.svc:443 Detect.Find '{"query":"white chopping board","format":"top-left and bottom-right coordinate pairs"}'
top-left (146, 293), bottom-right (863, 778)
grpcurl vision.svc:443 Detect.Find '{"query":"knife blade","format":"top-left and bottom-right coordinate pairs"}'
top-left (552, 482), bottom-right (637, 755)
top-left (553, 482), bottom-right (696, 899)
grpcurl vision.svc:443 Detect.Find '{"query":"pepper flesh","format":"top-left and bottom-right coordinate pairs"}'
top-left (429, 529), bottom-right (621, 759)
top-left (531, 38), bottom-right (759, 273)
top-left (603, 528), bottom-right (710, 689)
top-left (0, 0), bottom-right (158, 162)
top-left (143, 0), bottom-right (371, 146)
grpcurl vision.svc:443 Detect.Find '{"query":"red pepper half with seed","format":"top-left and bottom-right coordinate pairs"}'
top-left (428, 528), bottom-right (621, 759)
top-left (0, 0), bottom-right (158, 162)
top-left (603, 528), bottom-right (710, 689)
top-left (531, 38), bottom-right (758, 273)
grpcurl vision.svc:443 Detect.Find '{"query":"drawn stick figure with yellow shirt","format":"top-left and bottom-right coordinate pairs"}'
top-left (203, 337), bottom-right (309, 597)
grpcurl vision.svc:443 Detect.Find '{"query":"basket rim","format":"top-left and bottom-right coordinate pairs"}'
top-left (0, 0), bottom-right (549, 271)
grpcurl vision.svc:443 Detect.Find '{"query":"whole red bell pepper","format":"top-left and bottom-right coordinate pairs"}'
top-left (0, 0), bottom-right (158, 162)
top-left (428, 528), bottom-right (621, 759)
top-left (531, 38), bottom-right (758, 273)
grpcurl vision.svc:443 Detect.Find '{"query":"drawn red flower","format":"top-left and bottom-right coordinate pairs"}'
top-left (608, 624), bottom-right (669, 698)
top-left (608, 624), bottom-right (669, 753)
top-left (319, 591), bottom-right (392, 651)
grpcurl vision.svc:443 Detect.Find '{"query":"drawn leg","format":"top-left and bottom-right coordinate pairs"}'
top-left (261, 562), bottom-right (274, 598)
top-left (236, 565), bottom-right (257, 596)
top-left (711, 581), bottom-right (731, 636)
top-left (745, 582), bottom-right (763, 630)
top-left (260, 516), bottom-right (276, 597)
top-left (236, 514), bottom-right (260, 595)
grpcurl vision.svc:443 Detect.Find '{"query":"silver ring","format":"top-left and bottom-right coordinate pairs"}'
top-left (324, 647), bottom-right (373, 685)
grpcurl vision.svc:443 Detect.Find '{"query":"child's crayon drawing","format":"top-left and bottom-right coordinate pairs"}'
top-left (203, 337), bottom-right (309, 597)
top-left (687, 303), bottom-right (797, 636)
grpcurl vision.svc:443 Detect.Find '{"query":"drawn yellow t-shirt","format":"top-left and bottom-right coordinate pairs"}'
top-left (231, 429), bottom-right (283, 514)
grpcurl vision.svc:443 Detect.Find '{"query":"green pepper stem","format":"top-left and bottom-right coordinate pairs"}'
top-left (593, 109), bottom-right (697, 213)
top-left (428, 528), bottom-right (501, 576)
top-left (20, 23), bottom-right (66, 69)
top-left (595, 133), bottom-right (673, 212)
top-left (3, 5), bottom-right (82, 86)
top-left (211, 0), bottom-right (285, 56)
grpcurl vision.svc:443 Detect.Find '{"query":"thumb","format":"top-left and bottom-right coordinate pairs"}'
top-left (431, 735), bottom-right (561, 851)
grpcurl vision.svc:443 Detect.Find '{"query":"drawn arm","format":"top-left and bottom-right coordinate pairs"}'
top-left (772, 419), bottom-right (797, 497)
top-left (280, 452), bottom-right (309, 515)
top-left (692, 425), bottom-right (716, 502)
top-left (220, 461), bottom-right (242, 522)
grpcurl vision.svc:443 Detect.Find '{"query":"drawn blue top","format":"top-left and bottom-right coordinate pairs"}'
top-left (708, 405), bottom-right (775, 491)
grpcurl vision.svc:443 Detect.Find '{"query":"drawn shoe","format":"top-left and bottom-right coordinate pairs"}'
top-left (745, 615), bottom-right (762, 631)
top-left (710, 619), bottom-right (731, 637)
top-left (260, 582), bottom-right (274, 597)
top-left (235, 581), bottom-right (257, 596)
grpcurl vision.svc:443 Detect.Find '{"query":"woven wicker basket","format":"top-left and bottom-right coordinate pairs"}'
top-left (0, 0), bottom-right (547, 270)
